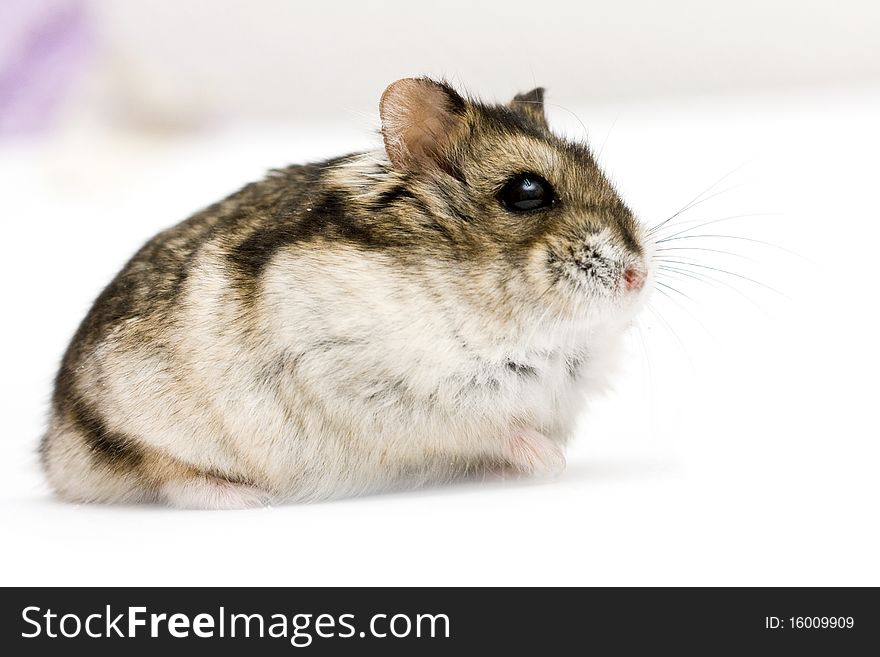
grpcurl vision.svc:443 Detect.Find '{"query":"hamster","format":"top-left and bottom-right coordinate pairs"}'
top-left (39, 78), bottom-right (651, 508)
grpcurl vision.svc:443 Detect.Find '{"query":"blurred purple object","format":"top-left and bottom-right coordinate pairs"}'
top-left (0, 0), bottom-right (92, 135)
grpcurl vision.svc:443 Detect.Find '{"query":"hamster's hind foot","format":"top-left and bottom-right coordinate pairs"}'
top-left (502, 429), bottom-right (567, 477)
top-left (161, 474), bottom-right (270, 510)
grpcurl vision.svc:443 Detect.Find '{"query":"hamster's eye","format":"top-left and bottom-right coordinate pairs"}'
top-left (498, 173), bottom-right (555, 212)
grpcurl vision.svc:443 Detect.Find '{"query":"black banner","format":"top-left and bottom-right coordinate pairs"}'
top-left (1, 587), bottom-right (876, 654)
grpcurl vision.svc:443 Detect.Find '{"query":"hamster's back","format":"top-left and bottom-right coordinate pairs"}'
top-left (40, 162), bottom-right (330, 506)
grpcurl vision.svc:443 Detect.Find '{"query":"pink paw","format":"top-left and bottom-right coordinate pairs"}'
top-left (502, 428), bottom-right (566, 477)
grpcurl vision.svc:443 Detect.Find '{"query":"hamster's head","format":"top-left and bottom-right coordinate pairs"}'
top-left (340, 78), bottom-right (651, 335)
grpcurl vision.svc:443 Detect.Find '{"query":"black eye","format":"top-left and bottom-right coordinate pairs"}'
top-left (498, 173), bottom-right (555, 212)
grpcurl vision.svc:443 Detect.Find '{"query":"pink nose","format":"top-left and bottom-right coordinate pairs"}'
top-left (624, 268), bottom-right (645, 291)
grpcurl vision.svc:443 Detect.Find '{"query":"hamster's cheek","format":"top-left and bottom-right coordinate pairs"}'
top-left (516, 243), bottom-right (566, 302)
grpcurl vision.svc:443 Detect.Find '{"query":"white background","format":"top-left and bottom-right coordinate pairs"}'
top-left (1, 1), bottom-right (879, 586)
top-left (87, 0), bottom-right (880, 122)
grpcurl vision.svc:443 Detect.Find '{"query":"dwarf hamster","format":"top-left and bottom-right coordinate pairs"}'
top-left (40, 78), bottom-right (651, 508)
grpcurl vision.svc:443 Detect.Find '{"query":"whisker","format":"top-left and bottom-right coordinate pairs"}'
top-left (651, 281), bottom-right (719, 341)
top-left (655, 233), bottom-right (810, 261)
top-left (656, 259), bottom-right (788, 298)
top-left (656, 212), bottom-right (785, 241)
top-left (642, 302), bottom-right (694, 367)
top-left (647, 182), bottom-right (750, 236)
top-left (656, 265), bottom-right (718, 285)
top-left (655, 266), bottom-right (769, 313)
top-left (631, 320), bottom-right (655, 393)
top-left (596, 114), bottom-right (619, 161)
top-left (653, 253), bottom-right (748, 268)
top-left (653, 278), bottom-right (699, 304)
top-left (654, 245), bottom-right (755, 262)
top-left (647, 159), bottom-right (754, 234)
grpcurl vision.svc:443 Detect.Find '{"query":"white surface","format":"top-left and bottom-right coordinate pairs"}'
top-left (1, 87), bottom-right (878, 586)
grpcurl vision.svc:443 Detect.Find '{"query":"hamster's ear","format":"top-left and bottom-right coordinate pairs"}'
top-left (380, 78), bottom-right (466, 174)
top-left (510, 87), bottom-right (548, 129)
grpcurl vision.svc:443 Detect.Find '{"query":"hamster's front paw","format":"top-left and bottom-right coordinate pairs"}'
top-left (161, 475), bottom-right (270, 510)
top-left (501, 429), bottom-right (567, 477)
